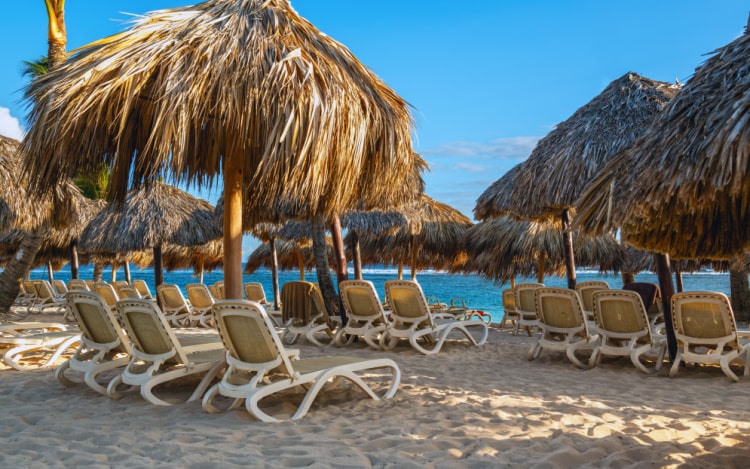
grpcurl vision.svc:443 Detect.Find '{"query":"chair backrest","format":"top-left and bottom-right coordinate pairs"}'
top-left (111, 281), bottom-right (129, 289)
top-left (534, 287), bottom-right (587, 329)
top-left (85, 280), bottom-right (98, 291)
top-left (186, 283), bottom-right (214, 309)
top-left (117, 285), bottom-right (142, 299)
top-left (133, 279), bottom-right (152, 299)
top-left (66, 291), bottom-right (130, 354)
top-left (115, 298), bottom-right (188, 365)
top-left (623, 282), bottom-right (662, 315)
top-left (212, 300), bottom-right (295, 375)
top-left (575, 281), bottom-right (609, 312)
top-left (244, 282), bottom-right (267, 303)
top-left (514, 283), bottom-right (544, 314)
top-left (340, 280), bottom-right (387, 321)
top-left (384, 280), bottom-right (433, 327)
top-left (67, 279), bottom-right (89, 291)
top-left (592, 289), bottom-right (652, 340)
top-left (22, 280), bottom-right (37, 297)
top-left (33, 280), bottom-right (56, 301)
top-left (501, 289), bottom-right (516, 312)
top-left (671, 292), bottom-right (740, 348)
top-left (156, 284), bottom-right (189, 313)
top-left (53, 280), bottom-right (68, 295)
top-left (95, 283), bottom-right (120, 308)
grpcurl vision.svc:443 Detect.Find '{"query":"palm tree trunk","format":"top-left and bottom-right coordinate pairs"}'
top-left (154, 244), bottom-right (164, 289)
top-left (311, 217), bottom-right (339, 317)
top-left (0, 226), bottom-right (44, 313)
top-left (561, 208), bottom-right (577, 289)
top-left (729, 268), bottom-right (750, 322)
top-left (93, 263), bottom-right (103, 282)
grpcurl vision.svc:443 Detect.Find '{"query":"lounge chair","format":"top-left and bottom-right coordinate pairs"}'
top-left (279, 281), bottom-right (335, 347)
top-left (185, 283), bottom-right (215, 328)
top-left (67, 279), bottom-right (89, 291)
top-left (210, 281), bottom-right (225, 300)
top-left (500, 288), bottom-right (520, 330)
top-left (589, 289), bottom-right (667, 373)
top-left (624, 282), bottom-right (664, 330)
top-left (381, 280), bottom-right (488, 355)
top-left (336, 280), bottom-right (390, 349)
top-left (529, 287), bottom-right (598, 368)
top-left (444, 297), bottom-right (492, 323)
top-left (244, 282), bottom-right (271, 307)
top-left (116, 285), bottom-right (142, 299)
top-left (13, 281), bottom-right (37, 310)
top-left (0, 321), bottom-right (68, 336)
top-left (203, 300), bottom-right (400, 422)
top-left (107, 298), bottom-right (225, 405)
top-left (575, 280), bottom-right (609, 322)
top-left (53, 279), bottom-right (68, 296)
top-left (84, 280), bottom-right (98, 291)
top-left (95, 283), bottom-right (120, 312)
top-left (156, 284), bottom-right (191, 327)
top-left (513, 283), bottom-right (544, 336)
top-left (133, 279), bottom-right (153, 299)
top-left (669, 292), bottom-right (750, 382)
top-left (56, 291), bottom-right (132, 396)
top-left (32, 280), bottom-right (71, 317)
top-left (1, 328), bottom-right (81, 371)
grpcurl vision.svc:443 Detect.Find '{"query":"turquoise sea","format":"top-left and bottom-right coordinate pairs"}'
top-left (28, 265), bottom-right (735, 323)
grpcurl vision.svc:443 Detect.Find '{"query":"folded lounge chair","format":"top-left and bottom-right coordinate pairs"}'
top-left (203, 300), bottom-right (400, 422)
top-left (529, 287), bottom-right (598, 369)
top-left (279, 281), bottom-right (335, 347)
top-left (381, 280), bottom-right (488, 355)
top-left (108, 299), bottom-right (225, 405)
top-left (337, 280), bottom-right (390, 349)
top-left (56, 291), bottom-right (132, 396)
top-left (669, 292), bottom-right (750, 382)
top-left (590, 289), bottom-right (667, 373)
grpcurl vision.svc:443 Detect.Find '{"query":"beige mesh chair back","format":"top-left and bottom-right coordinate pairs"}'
top-left (133, 279), bottom-right (153, 299)
top-left (156, 284), bottom-right (191, 327)
top-left (382, 280), bottom-right (488, 355)
top-left (203, 300), bottom-right (400, 422)
top-left (669, 292), bottom-right (749, 382)
top-left (211, 281), bottom-right (225, 300)
top-left (116, 285), bottom-right (142, 299)
top-left (57, 291), bottom-right (132, 395)
top-left (85, 280), bottom-right (98, 291)
top-left (575, 280), bottom-right (609, 321)
top-left (337, 280), bottom-right (390, 349)
top-left (185, 283), bottom-right (215, 328)
top-left (529, 287), bottom-right (598, 368)
top-left (108, 299), bottom-right (225, 405)
top-left (590, 289), bottom-right (667, 373)
top-left (513, 283), bottom-right (544, 336)
top-left (32, 280), bottom-right (70, 315)
top-left (67, 279), bottom-right (89, 291)
top-left (53, 280), bottom-right (68, 296)
top-left (501, 288), bottom-right (520, 332)
top-left (95, 283), bottom-right (120, 311)
top-left (244, 282), bottom-right (270, 305)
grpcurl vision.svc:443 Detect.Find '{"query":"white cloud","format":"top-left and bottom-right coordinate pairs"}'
top-left (421, 136), bottom-right (539, 161)
top-left (0, 107), bottom-right (24, 140)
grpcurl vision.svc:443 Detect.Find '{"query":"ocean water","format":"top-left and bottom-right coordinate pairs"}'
top-left (29, 265), bottom-right (736, 324)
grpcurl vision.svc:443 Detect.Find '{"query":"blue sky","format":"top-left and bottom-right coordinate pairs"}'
top-left (0, 1), bottom-right (747, 255)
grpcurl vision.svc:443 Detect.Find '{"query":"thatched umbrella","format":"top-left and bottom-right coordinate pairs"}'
top-left (476, 73), bottom-right (680, 288)
top-left (162, 240), bottom-right (224, 283)
top-left (21, 0), bottom-right (420, 300)
top-left (354, 195), bottom-right (472, 279)
top-left (341, 209), bottom-right (409, 280)
top-left (79, 182), bottom-right (221, 289)
top-left (454, 217), bottom-right (623, 284)
top-left (244, 237), bottom-right (333, 279)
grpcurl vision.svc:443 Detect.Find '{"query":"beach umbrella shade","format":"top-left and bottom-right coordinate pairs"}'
top-left (20, 0), bottom-right (421, 300)
top-left (476, 73), bottom-right (680, 288)
top-left (244, 237), bottom-right (333, 280)
top-left (161, 239), bottom-right (224, 283)
top-left (341, 209), bottom-right (409, 280)
top-left (79, 182), bottom-right (221, 289)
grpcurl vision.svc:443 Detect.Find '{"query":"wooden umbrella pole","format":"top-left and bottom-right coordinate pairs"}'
top-left (198, 255), bottom-right (205, 284)
top-left (654, 253), bottom-right (677, 361)
top-left (47, 261), bottom-right (54, 282)
top-left (298, 251), bottom-right (305, 281)
top-left (674, 262), bottom-right (684, 293)
top-left (331, 215), bottom-right (348, 284)
top-left (561, 209), bottom-right (577, 289)
top-left (536, 252), bottom-right (545, 284)
top-left (111, 262), bottom-right (117, 282)
top-left (397, 262), bottom-right (403, 280)
top-left (69, 240), bottom-right (79, 279)
top-left (223, 152), bottom-right (244, 300)
top-left (410, 237), bottom-right (418, 281)
top-left (351, 231), bottom-right (362, 280)
top-left (154, 245), bottom-right (164, 289)
top-left (124, 261), bottom-right (131, 284)
top-left (270, 236), bottom-right (280, 310)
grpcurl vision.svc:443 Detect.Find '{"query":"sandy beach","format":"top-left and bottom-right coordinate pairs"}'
top-left (1, 316), bottom-right (749, 468)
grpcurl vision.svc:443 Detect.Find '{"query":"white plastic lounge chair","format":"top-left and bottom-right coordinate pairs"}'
top-left (133, 279), bottom-right (153, 299)
top-left (107, 299), bottom-right (225, 405)
top-left (1, 329), bottom-right (81, 371)
top-left (56, 291), bottom-right (132, 396)
top-left (589, 289), bottom-right (667, 373)
top-left (336, 280), bottom-right (390, 349)
top-left (444, 297), bottom-right (492, 323)
top-left (244, 282), bottom-right (282, 326)
top-left (279, 281), bottom-right (335, 347)
top-left (500, 288), bottom-right (519, 330)
top-left (575, 280), bottom-right (609, 322)
top-left (53, 279), bottom-right (68, 296)
top-left (203, 300), bottom-right (400, 422)
top-left (156, 284), bottom-right (191, 327)
top-left (116, 285), bottom-right (142, 299)
top-left (669, 292), bottom-right (750, 382)
top-left (95, 283), bottom-right (120, 312)
top-left (381, 280), bottom-right (488, 355)
top-left (210, 281), bottom-right (225, 300)
top-left (13, 281), bottom-right (37, 310)
top-left (513, 283), bottom-right (544, 336)
top-left (529, 287), bottom-right (598, 369)
top-left (67, 279), bottom-right (90, 291)
top-left (0, 321), bottom-right (68, 336)
top-left (32, 280), bottom-right (69, 313)
top-left (186, 283), bottom-right (215, 328)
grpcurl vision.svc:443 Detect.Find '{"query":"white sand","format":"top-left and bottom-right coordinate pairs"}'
top-left (1, 318), bottom-right (749, 468)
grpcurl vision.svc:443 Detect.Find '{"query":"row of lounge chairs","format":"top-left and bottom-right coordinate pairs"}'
top-left (501, 282), bottom-right (750, 381)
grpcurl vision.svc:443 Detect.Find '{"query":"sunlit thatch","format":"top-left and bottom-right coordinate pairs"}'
top-left (244, 238), bottom-right (332, 274)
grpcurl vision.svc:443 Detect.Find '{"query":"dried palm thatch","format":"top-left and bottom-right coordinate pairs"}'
top-left (244, 238), bottom-right (332, 276)
top-left (493, 73), bottom-right (680, 221)
top-left (161, 240), bottom-right (224, 276)
top-left (21, 0), bottom-right (420, 219)
top-left (474, 164), bottom-right (522, 220)
top-left (80, 182), bottom-right (221, 253)
top-left (576, 23), bottom-right (750, 259)
top-left (453, 217), bottom-right (623, 283)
